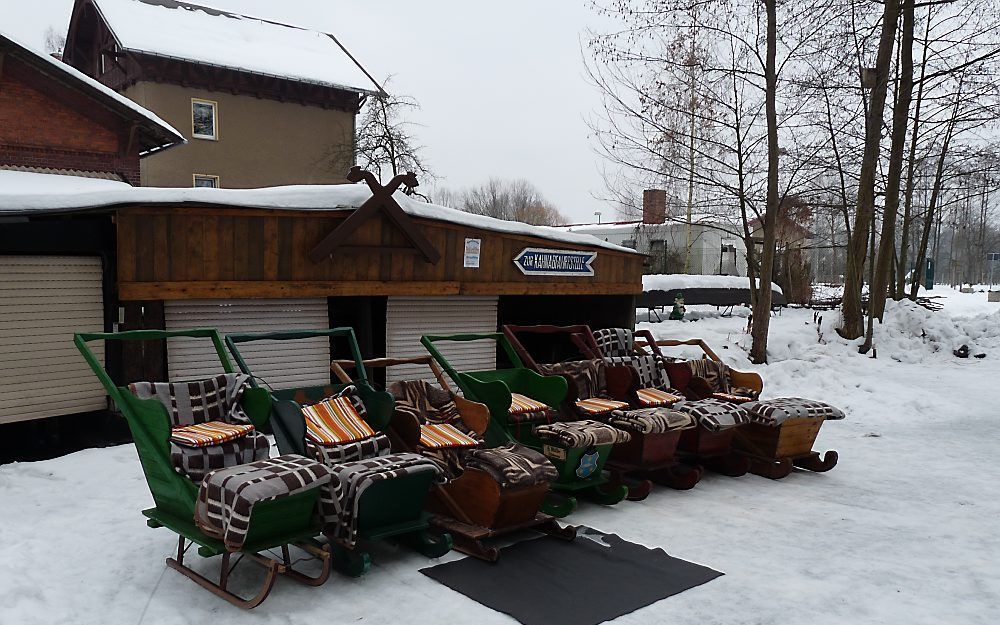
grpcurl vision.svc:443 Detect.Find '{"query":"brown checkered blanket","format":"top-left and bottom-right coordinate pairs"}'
top-left (195, 454), bottom-right (332, 552)
top-left (464, 443), bottom-right (558, 488)
top-left (534, 419), bottom-right (631, 448)
top-left (741, 397), bottom-right (846, 426)
top-left (306, 433), bottom-right (392, 465)
top-left (607, 407), bottom-right (695, 434)
top-left (672, 398), bottom-right (751, 432)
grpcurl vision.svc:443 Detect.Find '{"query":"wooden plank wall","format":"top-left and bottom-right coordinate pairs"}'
top-left (117, 206), bottom-right (643, 300)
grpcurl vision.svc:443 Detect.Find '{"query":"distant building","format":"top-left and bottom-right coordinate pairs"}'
top-left (63, 0), bottom-right (381, 188)
top-left (559, 190), bottom-right (748, 277)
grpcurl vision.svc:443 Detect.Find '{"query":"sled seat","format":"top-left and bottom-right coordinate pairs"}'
top-left (534, 420), bottom-right (631, 448)
top-left (634, 387), bottom-right (685, 407)
top-left (130, 373), bottom-right (271, 482)
top-left (195, 454), bottom-right (333, 552)
top-left (671, 397), bottom-right (752, 432)
top-left (457, 444), bottom-right (555, 488)
top-left (741, 397), bottom-right (846, 426)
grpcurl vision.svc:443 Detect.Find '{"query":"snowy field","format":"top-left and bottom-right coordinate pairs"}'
top-left (1, 286), bottom-right (998, 625)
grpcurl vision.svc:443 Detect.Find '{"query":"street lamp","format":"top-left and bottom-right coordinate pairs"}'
top-left (594, 211), bottom-right (602, 224)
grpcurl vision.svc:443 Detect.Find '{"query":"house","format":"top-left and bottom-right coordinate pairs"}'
top-left (0, 29), bottom-right (183, 454)
top-left (62, 0), bottom-right (382, 188)
top-left (559, 190), bottom-right (749, 277)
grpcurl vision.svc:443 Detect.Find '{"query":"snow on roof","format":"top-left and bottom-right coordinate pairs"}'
top-left (0, 171), bottom-right (640, 254)
top-left (643, 273), bottom-right (783, 294)
top-left (91, 0), bottom-right (381, 94)
top-left (0, 29), bottom-right (185, 150)
top-left (558, 214), bottom-right (738, 233)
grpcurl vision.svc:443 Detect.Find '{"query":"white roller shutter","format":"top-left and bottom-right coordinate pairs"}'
top-left (0, 256), bottom-right (106, 423)
top-left (164, 298), bottom-right (331, 391)
top-left (385, 296), bottom-right (498, 385)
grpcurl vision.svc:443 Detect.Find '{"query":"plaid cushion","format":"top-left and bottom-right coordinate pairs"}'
top-left (575, 397), bottom-right (630, 415)
top-left (538, 360), bottom-right (606, 400)
top-left (170, 432), bottom-right (270, 483)
top-left (689, 358), bottom-right (731, 394)
top-left (672, 398), bottom-right (751, 432)
top-left (306, 434), bottom-right (392, 465)
top-left (170, 421), bottom-right (254, 448)
top-left (130, 373), bottom-right (252, 427)
top-left (534, 419), bottom-right (631, 448)
top-left (419, 423), bottom-right (480, 449)
top-left (509, 393), bottom-right (550, 415)
top-left (303, 387), bottom-right (375, 445)
top-left (388, 379), bottom-right (462, 425)
top-left (464, 443), bottom-right (558, 488)
top-left (607, 407), bottom-right (694, 434)
top-left (742, 397), bottom-right (846, 426)
top-left (636, 387), bottom-right (684, 407)
top-left (593, 328), bottom-right (634, 357)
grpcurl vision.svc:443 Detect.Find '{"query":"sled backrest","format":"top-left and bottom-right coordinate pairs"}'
top-left (226, 328), bottom-right (395, 457)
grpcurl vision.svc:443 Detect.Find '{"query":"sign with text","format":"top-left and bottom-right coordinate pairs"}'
top-left (513, 247), bottom-right (597, 277)
top-left (463, 238), bottom-right (481, 268)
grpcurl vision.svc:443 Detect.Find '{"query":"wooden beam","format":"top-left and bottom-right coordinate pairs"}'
top-left (0, 52), bottom-right (6, 82)
top-left (460, 282), bottom-right (642, 296)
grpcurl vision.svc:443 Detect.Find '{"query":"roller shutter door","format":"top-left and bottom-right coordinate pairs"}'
top-left (164, 298), bottom-right (331, 391)
top-left (0, 256), bottom-right (106, 423)
top-left (385, 296), bottom-right (498, 385)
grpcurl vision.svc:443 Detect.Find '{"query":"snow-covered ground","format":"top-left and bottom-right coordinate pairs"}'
top-left (1, 287), bottom-right (998, 624)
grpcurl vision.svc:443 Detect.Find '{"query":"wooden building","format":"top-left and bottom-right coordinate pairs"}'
top-left (63, 0), bottom-right (381, 189)
top-left (0, 168), bottom-right (643, 440)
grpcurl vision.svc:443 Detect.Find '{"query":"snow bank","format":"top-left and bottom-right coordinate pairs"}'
top-left (93, 0), bottom-right (380, 94)
top-left (0, 171), bottom-right (639, 254)
top-left (644, 273), bottom-right (783, 294)
top-left (875, 299), bottom-right (1000, 363)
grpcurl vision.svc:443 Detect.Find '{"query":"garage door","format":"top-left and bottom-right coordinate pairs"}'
top-left (0, 256), bottom-right (106, 423)
top-left (164, 298), bottom-right (331, 391)
top-left (385, 296), bottom-right (498, 385)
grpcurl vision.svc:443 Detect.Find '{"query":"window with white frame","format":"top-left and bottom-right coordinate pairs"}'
top-left (193, 174), bottom-right (219, 188)
top-left (191, 99), bottom-right (217, 140)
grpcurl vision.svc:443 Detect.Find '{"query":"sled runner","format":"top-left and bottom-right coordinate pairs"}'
top-left (225, 329), bottom-right (451, 576)
top-left (421, 332), bottom-right (630, 517)
top-left (74, 329), bottom-right (332, 608)
top-left (626, 333), bottom-right (845, 479)
top-left (503, 324), bottom-right (704, 496)
top-left (331, 355), bottom-right (576, 561)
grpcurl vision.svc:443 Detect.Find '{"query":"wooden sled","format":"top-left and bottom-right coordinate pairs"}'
top-left (331, 355), bottom-right (576, 561)
top-left (75, 329), bottom-right (331, 608)
top-left (226, 329), bottom-right (452, 576)
top-left (422, 333), bottom-right (630, 515)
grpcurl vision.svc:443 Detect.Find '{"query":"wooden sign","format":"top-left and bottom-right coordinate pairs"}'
top-left (513, 247), bottom-right (597, 277)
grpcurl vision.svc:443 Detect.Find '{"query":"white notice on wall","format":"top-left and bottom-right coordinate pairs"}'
top-left (464, 238), bottom-right (481, 268)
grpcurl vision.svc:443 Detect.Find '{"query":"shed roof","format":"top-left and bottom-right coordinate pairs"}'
top-left (84, 0), bottom-right (381, 94)
top-left (0, 29), bottom-right (185, 154)
top-left (0, 171), bottom-right (640, 255)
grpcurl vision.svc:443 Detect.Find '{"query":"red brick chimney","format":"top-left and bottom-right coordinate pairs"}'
top-left (642, 189), bottom-right (666, 224)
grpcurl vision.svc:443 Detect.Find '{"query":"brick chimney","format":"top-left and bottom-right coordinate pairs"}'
top-left (642, 189), bottom-right (666, 224)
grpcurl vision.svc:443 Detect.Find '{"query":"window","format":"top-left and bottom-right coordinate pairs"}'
top-left (193, 174), bottom-right (219, 188)
top-left (191, 99), bottom-right (218, 140)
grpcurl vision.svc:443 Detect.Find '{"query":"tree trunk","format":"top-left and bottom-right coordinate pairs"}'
top-left (750, 0), bottom-right (779, 364)
top-left (870, 0), bottom-right (914, 320)
top-left (909, 116), bottom-right (958, 299)
top-left (840, 0), bottom-right (901, 339)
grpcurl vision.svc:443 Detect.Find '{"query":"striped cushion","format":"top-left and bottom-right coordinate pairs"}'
top-left (303, 396), bottom-right (376, 445)
top-left (419, 423), bottom-right (480, 449)
top-left (636, 387), bottom-right (684, 407)
top-left (711, 392), bottom-right (756, 404)
top-left (509, 393), bottom-right (549, 415)
top-left (170, 421), bottom-right (255, 448)
top-left (575, 397), bottom-right (630, 415)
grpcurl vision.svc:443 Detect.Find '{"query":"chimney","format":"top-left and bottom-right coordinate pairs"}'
top-left (642, 189), bottom-right (666, 224)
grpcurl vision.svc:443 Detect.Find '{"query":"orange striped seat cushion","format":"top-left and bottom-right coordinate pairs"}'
top-left (419, 423), bottom-right (480, 449)
top-left (303, 396), bottom-right (376, 445)
top-left (575, 398), bottom-right (630, 415)
top-left (170, 421), bottom-right (254, 448)
top-left (509, 393), bottom-right (549, 415)
top-left (636, 388), bottom-right (684, 407)
top-left (712, 392), bottom-right (756, 404)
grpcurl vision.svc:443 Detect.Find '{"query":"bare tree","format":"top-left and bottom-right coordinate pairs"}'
top-left (455, 179), bottom-right (567, 226)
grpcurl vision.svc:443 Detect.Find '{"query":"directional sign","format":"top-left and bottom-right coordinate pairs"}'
top-left (513, 247), bottom-right (597, 277)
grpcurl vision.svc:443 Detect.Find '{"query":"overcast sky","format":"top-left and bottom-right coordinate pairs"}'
top-left (3, 0), bottom-right (620, 223)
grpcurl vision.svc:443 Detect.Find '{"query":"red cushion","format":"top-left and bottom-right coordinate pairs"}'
top-left (663, 362), bottom-right (692, 391)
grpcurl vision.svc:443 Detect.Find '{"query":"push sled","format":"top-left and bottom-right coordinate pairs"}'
top-left (331, 355), bottom-right (576, 561)
top-left (225, 329), bottom-right (452, 576)
top-left (75, 329), bottom-right (332, 608)
top-left (503, 324), bottom-right (705, 496)
top-left (422, 332), bottom-right (630, 517)
top-left (626, 333), bottom-right (845, 479)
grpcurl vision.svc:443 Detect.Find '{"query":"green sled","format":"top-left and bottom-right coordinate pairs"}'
top-left (421, 332), bottom-right (628, 516)
top-left (74, 328), bottom-right (331, 609)
top-left (224, 328), bottom-right (452, 576)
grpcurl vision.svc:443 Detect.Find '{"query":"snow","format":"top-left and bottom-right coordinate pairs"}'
top-left (92, 0), bottom-right (381, 94)
top-left (644, 273), bottom-right (783, 294)
top-left (0, 170), bottom-right (639, 254)
top-left (0, 28), bottom-right (185, 146)
top-left (2, 286), bottom-right (999, 624)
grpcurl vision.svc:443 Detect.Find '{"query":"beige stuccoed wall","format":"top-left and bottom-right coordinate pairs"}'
top-left (126, 82), bottom-right (356, 188)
